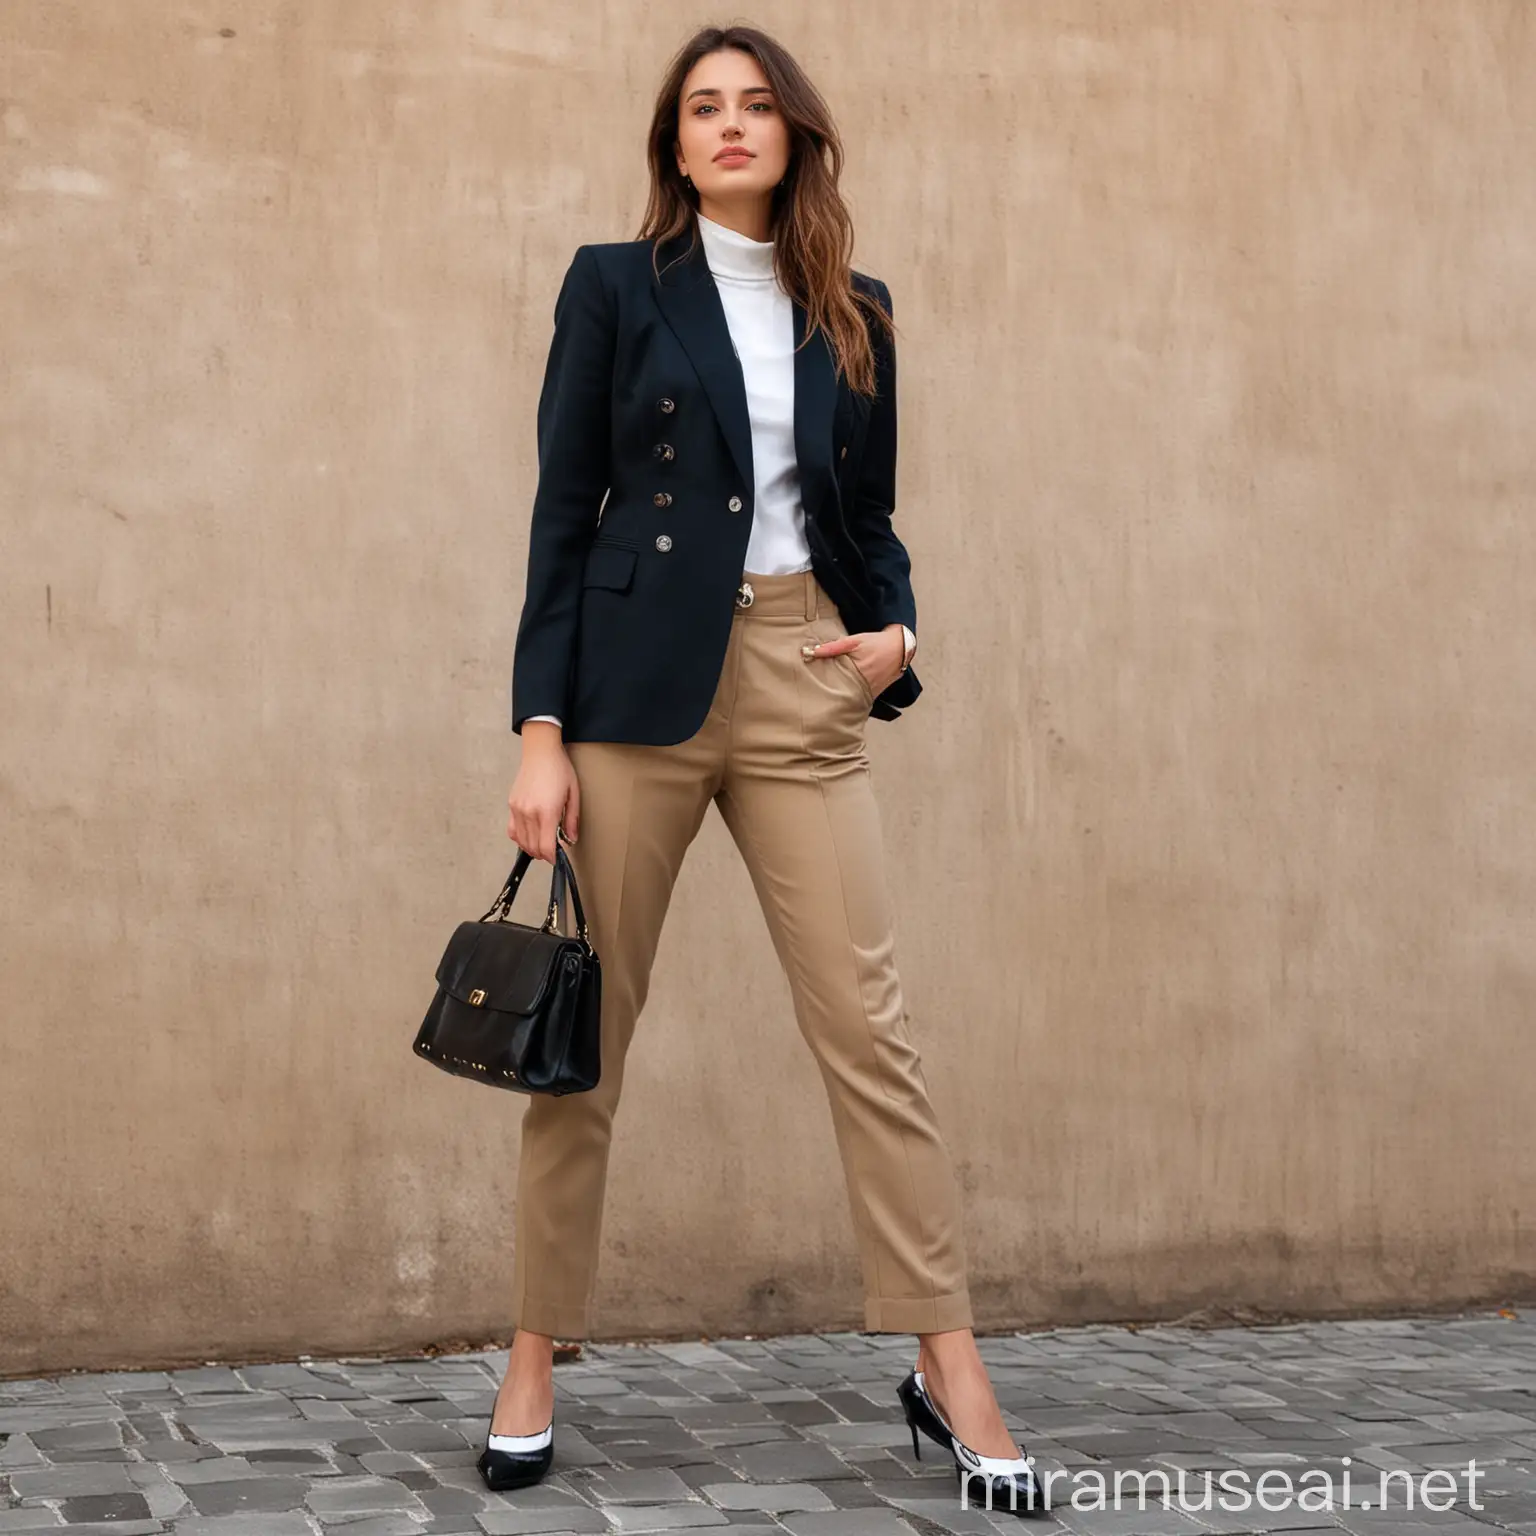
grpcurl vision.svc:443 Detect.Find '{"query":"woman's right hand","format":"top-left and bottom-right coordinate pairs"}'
top-left (507, 724), bottom-right (580, 864)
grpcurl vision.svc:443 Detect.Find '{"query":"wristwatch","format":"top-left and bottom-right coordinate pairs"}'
top-left (898, 624), bottom-right (917, 674)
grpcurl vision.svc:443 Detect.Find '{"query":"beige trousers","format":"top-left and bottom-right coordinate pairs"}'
top-left (510, 568), bottom-right (973, 1337)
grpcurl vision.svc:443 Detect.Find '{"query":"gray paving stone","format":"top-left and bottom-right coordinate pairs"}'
top-left (775, 1513), bottom-right (914, 1534)
top-left (370, 1422), bottom-right (471, 1453)
top-left (181, 1471), bottom-right (312, 1516)
top-left (415, 1484), bottom-right (492, 1520)
top-left (652, 1344), bottom-right (748, 1371)
top-left (806, 1422), bottom-right (914, 1451)
top-left (693, 1426), bottom-right (792, 1449)
top-left (1037, 1502), bottom-right (1211, 1533)
top-left (53, 1490), bottom-right (156, 1524)
top-left (8, 1461), bottom-right (138, 1498)
top-left (27, 1424), bottom-right (125, 1455)
top-left (819, 1479), bottom-right (887, 1511)
top-left (666, 1467), bottom-right (738, 1499)
top-left (701, 1480), bottom-right (835, 1512)
top-left (586, 1466), bottom-right (699, 1504)
top-left (292, 1396), bottom-right (361, 1423)
top-left (170, 1517), bottom-right (318, 1534)
top-left (138, 1470), bottom-right (192, 1519)
top-left (603, 1505), bottom-right (730, 1531)
top-left (241, 1447), bottom-right (330, 1469)
top-left (186, 1419), bottom-right (359, 1451)
top-left (356, 1448), bottom-right (430, 1476)
top-left (716, 1439), bottom-right (860, 1484)
top-left (0, 1436), bottom-right (47, 1473)
top-left (1395, 1437), bottom-right (1533, 1468)
top-left (169, 1367), bottom-right (246, 1394)
top-left (158, 1457), bottom-right (274, 1485)
top-left (303, 1472), bottom-right (429, 1517)
top-left (321, 1519), bottom-right (426, 1535)
top-left (43, 1522), bottom-right (163, 1536)
top-left (672, 1404), bottom-right (778, 1430)
top-left (762, 1399), bottom-right (844, 1429)
top-left (1335, 1518), bottom-right (1494, 1535)
top-left (873, 1491), bottom-right (1019, 1533)
top-left (1143, 1450), bottom-right (1246, 1473)
top-left (475, 1502), bottom-right (613, 1534)
top-left (1167, 1499), bottom-right (1347, 1531)
top-left (123, 1434), bottom-right (210, 1463)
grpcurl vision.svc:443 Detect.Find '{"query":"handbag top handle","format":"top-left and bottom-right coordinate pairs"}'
top-left (479, 843), bottom-right (592, 951)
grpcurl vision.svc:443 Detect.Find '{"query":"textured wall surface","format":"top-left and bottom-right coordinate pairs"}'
top-left (2, 1), bottom-right (1533, 1375)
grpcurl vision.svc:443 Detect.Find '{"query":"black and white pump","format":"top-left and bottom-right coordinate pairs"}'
top-left (476, 1420), bottom-right (555, 1492)
top-left (896, 1369), bottom-right (1048, 1518)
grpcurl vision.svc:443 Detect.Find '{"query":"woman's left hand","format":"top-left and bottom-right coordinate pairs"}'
top-left (802, 624), bottom-right (906, 697)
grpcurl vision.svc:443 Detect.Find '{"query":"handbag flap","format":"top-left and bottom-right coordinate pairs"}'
top-left (435, 918), bottom-right (571, 1015)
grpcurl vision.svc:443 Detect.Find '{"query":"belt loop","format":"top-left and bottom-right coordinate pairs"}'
top-left (804, 569), bottom-right (817, 622)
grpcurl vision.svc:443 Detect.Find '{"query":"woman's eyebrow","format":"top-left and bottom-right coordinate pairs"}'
top-left (684, 85), bottom-right (774, 102)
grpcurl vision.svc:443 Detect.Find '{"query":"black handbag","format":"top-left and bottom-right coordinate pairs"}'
top-left (413, 843), bottom-right (601, 1095)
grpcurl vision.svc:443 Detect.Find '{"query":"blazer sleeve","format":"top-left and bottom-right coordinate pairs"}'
top-left (846, 277), bottom-right (917, 636)
top-left (510, 243), bottom-right (615, 732)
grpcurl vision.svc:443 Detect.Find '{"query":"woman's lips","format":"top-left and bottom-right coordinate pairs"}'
top-left (715, 151), bottom-right (753, 165)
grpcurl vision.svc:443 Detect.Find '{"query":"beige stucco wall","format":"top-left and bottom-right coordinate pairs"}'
top-left (3, 1), bottom-right (1533, 1377)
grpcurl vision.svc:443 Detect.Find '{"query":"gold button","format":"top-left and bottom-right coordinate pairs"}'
top-left (653, 491), bottom-right (672, 507)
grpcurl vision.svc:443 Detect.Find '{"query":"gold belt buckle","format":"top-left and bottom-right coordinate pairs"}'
top-left (735, 580), bottom-right (755, 609)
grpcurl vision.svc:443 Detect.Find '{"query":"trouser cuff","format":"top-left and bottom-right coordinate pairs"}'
top-left (512, 1292), bottom-right (592, 1340)
top-left (864, 1289), bottom-right (974, 1334)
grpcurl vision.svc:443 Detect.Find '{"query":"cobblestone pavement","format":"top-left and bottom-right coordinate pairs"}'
top-left (3, 1311), bottom-right (1534, 1535)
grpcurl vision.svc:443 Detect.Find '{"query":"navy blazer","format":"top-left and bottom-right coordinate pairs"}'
top-left (510, 226), bottom-right (921, 745)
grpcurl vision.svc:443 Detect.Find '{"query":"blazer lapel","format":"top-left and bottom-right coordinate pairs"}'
top-left (653, 231), bottom-right (755, 502)
top-left (791, 295), bottom-right (838, 530)
top-left (652, 228), bottom-right (840, 527)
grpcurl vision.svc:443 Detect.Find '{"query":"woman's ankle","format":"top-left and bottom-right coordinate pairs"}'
top-left (916, 1326), bottom-right (975, 1381)
top-left (492, 1349), bottom-right (555, 1434)
top-left (509, 1328), bottom-right (555, 1370)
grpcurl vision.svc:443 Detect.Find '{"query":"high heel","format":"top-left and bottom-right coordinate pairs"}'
top-left (476, 1417), bottom-right (555, 1492)
top-left (896, 1369), bottom-right (1047, 1519)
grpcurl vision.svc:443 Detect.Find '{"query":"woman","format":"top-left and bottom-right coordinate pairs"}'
top-left (485, 24), bottom-right (1044, 1518)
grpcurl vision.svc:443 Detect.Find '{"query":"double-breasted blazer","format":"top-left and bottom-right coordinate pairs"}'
top-left (510, 225), bottom-right (921, 745)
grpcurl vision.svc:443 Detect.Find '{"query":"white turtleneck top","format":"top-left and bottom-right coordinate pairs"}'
top-left (693, 211), bottom-right (814, 577)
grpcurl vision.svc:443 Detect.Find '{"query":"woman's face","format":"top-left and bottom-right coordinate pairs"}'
top-left (674, 48), bottom-right (790, 215)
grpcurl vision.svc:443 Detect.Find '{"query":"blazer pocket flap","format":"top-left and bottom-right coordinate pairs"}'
top-left (583, 543), bottom-right (638, 592)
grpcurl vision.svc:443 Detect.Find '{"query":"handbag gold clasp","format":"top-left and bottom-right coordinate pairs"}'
top-left (468, 989), bottom-right (486, 1005)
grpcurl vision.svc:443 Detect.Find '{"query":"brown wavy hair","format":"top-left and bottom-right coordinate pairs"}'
top-left (637, 24), bottom-right (896, 398)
